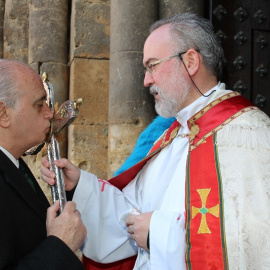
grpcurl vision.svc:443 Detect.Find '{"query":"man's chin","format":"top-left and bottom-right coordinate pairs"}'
top-left (155, 105), bottom-right (174, 118)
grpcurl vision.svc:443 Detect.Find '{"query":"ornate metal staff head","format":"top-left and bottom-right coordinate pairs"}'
top-left (42, 72), bottom-right (83, 140)
top-left (25, 72), bottom-right (82, 213)
top-left (24, 73), bottom-right (83, 155)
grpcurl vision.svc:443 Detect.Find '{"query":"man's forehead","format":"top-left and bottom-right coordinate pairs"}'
top-left (143, 24), bottom-right (173, 63)
top-left (25, 77), bottom-right (47, 101)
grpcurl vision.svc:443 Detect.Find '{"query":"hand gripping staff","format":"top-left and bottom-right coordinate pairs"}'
top-left (43, 72), bottom-right (82, 213)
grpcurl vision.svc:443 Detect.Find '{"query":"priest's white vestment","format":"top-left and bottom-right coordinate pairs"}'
top-left (73, 83), bottom-right (270, 269)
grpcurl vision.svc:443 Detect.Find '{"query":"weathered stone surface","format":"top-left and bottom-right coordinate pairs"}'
top-left (28, 1), bottom-right (68, 64)
top-left (31, 0), bottom-right (68, 9)
top-left (108, 123), bottom-right (150, 178)
top-left (3, 0), bottom-right (29, 62)
top-left (109, 51), bottom-right (155, 124)
top-left (68, 125), bottom-right (108, 179)
top-left (70, 0), bottom-right (110, 61)
top-left (159, 0), bottom-right (204, 18)
top-left (110, 0), bottom-right (158, 53)
top-left (69, 57), bottom-right (109, 179)
top-left (69, 58), bottom-right (109, 125)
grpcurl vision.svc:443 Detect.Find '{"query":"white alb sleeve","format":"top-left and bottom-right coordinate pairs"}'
top-left (73, 170), bottom-right (138, 263)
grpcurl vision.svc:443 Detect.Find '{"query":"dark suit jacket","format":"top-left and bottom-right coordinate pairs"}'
top-left (0, 150), bottom-right (84, 270)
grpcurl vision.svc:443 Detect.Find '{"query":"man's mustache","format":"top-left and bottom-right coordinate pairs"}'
top-left (150, 85), bottom-right (161, 96)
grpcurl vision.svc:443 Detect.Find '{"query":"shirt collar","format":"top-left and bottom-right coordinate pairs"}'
top-left (175, 82), bottom-right (230, 129)
top-left (0, 146), bottom-right (19, 168)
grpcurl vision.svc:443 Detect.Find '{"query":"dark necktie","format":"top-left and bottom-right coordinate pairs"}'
top-left (19, 161), bottom-right (36, 192)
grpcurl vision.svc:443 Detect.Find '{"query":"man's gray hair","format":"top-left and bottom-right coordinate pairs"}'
top-left (150, 13), bottom-right (224, 80)
top-left (0, 59), bottom-right (30, 108)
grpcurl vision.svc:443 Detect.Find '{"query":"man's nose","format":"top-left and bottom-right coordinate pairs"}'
top-left (144, 71), bottom-right (154, 87)
top-left (44, 103), bottom-right (53, 120)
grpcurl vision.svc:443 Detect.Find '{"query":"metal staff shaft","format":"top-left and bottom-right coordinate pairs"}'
top-left (46, 134), bottom-right (67, 213)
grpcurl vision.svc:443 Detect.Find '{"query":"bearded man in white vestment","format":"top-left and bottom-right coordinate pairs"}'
top-left (41, 13), bottom-right (270, 270)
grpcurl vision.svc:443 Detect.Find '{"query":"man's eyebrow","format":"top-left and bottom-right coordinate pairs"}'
top-left (144, 57), bottom-right (158, 66)
top-left (34, 95), bottom-right (47, 104)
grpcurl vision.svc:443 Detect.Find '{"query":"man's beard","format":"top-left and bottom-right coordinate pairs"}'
top-left (150, 75), bottom-right (191, 118)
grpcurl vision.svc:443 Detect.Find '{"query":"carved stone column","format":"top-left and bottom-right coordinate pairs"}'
top-left (108, 0), bottom-right (158, 177)
top-left (26, 0), bottom-right (69, 195)
top-left (3, 0), bottom-right (29, 62)
top-left (159, 0), bottom-right (205, 18)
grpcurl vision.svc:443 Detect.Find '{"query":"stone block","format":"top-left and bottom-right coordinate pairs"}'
top-left (70, 58), bottom-right (109, 125)
top-left (68, 124), bottom-right (108, 180)
top-left (29, 2), bottom-right (68, 63)
top-left (70, 0), bottom-right (110, 61)
top-left (3, 0), bottom-right (29, 62)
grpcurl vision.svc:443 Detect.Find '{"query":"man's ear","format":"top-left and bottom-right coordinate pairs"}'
top-left (0, 102), bottom-right (11, 128)
top-left (182, 49), bottom-right (200, 76)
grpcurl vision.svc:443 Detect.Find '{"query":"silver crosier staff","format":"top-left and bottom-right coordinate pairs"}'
top-left (42, 73), bottom-right (82, 213)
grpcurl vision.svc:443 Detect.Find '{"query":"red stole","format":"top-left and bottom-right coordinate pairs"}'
top-left (83, 92), bottom-right (258, 269)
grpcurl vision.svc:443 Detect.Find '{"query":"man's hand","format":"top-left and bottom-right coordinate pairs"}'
top-left (46, 201), bottom-right (87, 252)
top-left (126, 210), bottom-right (153, 252)
top-left (41, 156), bottom-right (80, 191)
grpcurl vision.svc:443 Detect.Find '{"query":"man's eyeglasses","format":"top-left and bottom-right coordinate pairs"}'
top-left (144, 51), bottom-right (187, 75)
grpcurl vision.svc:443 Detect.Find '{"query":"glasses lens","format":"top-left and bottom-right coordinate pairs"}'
top-left (144, 66), bottom-right (152, 75)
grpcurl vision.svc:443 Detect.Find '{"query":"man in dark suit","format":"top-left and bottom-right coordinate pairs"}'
top-left (0, 59), bottom-right (87, 269)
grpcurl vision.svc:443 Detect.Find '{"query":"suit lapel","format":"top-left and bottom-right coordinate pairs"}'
top-left (0, 150), bottom-right (49, 222)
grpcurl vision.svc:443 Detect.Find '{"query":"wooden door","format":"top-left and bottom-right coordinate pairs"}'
top-left (209, 0), bottom-right (270, 116)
